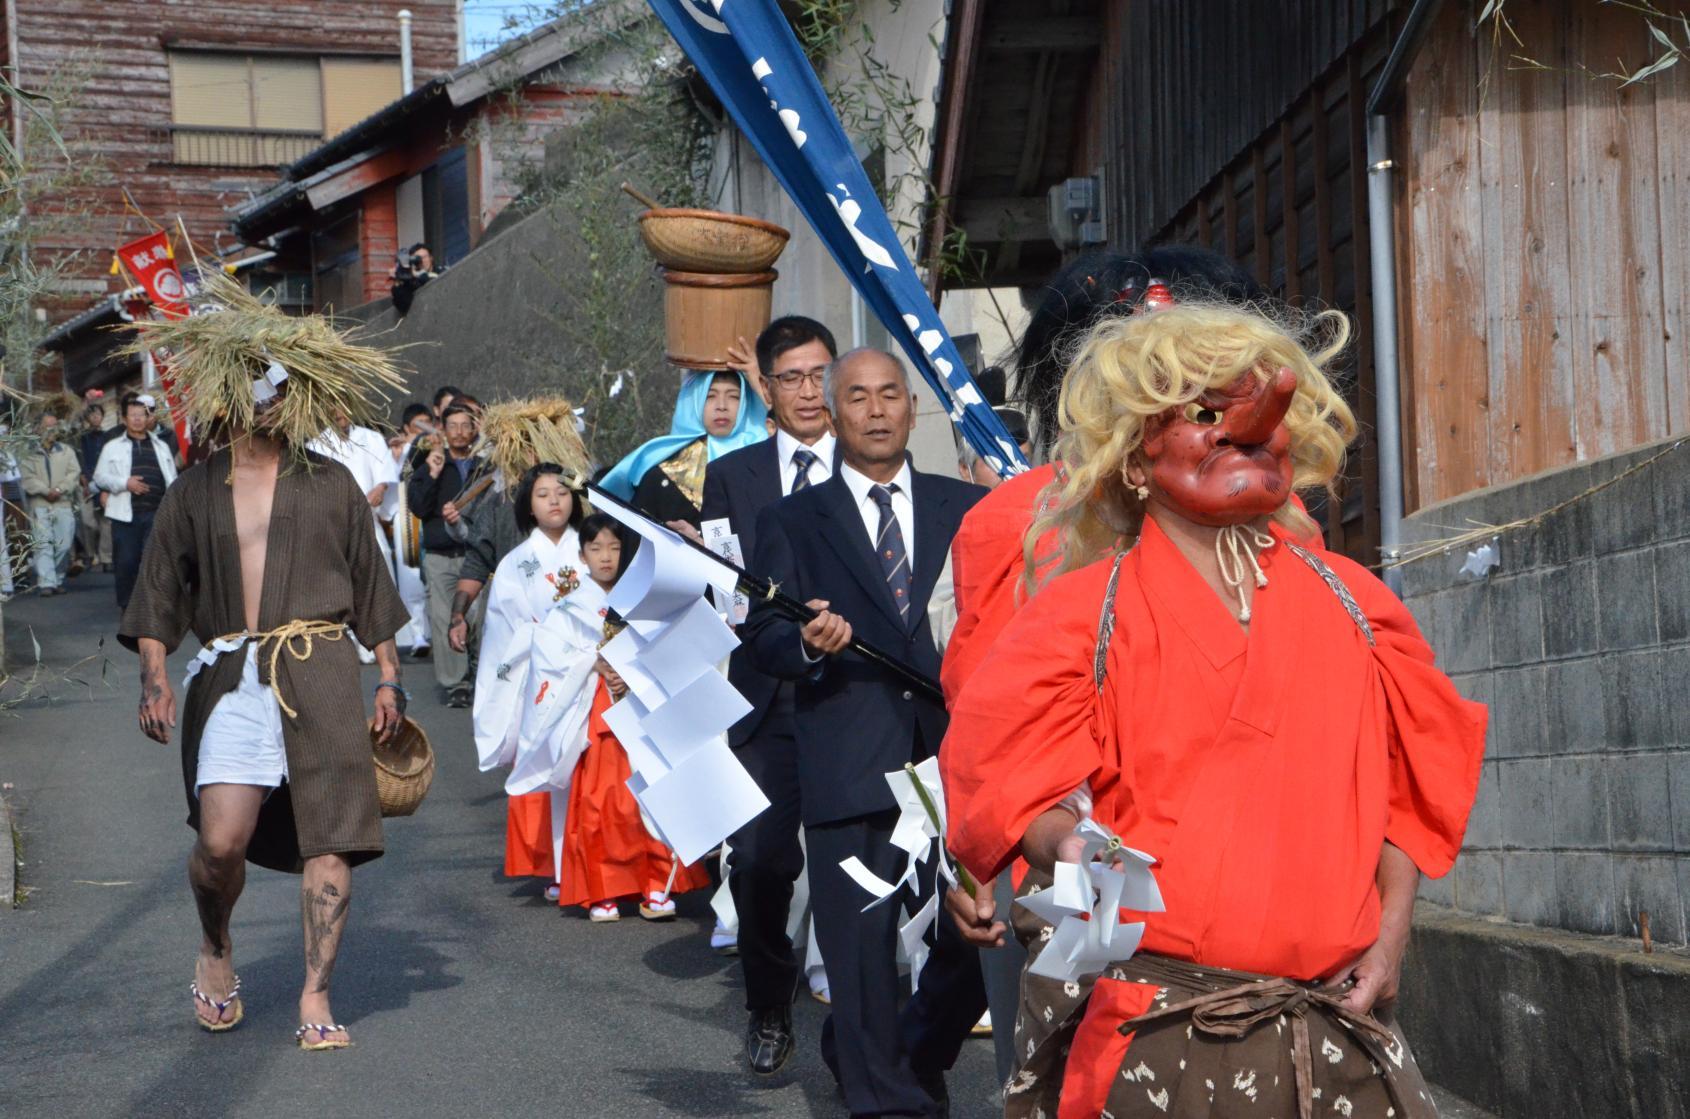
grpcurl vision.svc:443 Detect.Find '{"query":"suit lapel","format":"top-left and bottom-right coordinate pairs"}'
top-left (814, 475), bottom-right (905, 628)
top-left (907, 472), bottom-right (952, 623)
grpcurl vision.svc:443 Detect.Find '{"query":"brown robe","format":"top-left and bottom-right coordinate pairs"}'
top-left (119, 448), bottom-right (410, 873)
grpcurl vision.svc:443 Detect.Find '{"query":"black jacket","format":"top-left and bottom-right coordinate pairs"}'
top-left (743, 469), bottom-right (984, 826)
top-left (404, 448), bottom-right (484, 557)
top-left (78, 428), bottom-right (108, 476)
top-left (701, 438), bottom-right (788, 743)
top-left (633, 461), bottom-right (703, 530)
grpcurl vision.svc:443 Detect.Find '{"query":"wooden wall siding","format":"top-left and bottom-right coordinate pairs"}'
top-left (4, 0), bottom-right (458, 358)
top-left (1157, 25), bottom-right (1396, 565)
top-left (1103, 0), bottom-right (1401, 252)
top-left (1401, 0), bottom-right (1690, 507)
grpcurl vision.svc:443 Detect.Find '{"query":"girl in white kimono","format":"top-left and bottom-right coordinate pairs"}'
top-left (471, 463), bottom-right (600, 896)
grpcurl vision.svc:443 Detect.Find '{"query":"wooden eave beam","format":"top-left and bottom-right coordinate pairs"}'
top-left (955, 196), bottom-right (1048, 243)
top-left (983, 17), bottom-right (1098, 53)
top-left (303, 148), bottom-right (411, 212)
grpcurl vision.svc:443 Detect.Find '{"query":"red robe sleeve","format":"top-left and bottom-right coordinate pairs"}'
top-left (942, 558), bottom-right (1116, 884)
top-left (1329, 554), bottom-right (1488, 879)
top-left (941, 464), bottom-right (1057, 704)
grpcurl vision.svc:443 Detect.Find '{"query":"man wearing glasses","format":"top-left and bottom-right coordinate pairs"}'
top-left (701, 316), bottom-right (837, 1075)
top-left (405, 402), bottom-right (485, 707)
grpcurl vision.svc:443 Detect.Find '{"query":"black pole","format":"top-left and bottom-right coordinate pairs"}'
top-left (586, 481), bottom-right (946, 704)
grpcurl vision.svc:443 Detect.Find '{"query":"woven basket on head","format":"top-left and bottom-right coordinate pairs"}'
top-left (637, 208), bottom-right (790, 273)
top-left (370, 716), bottom-right (434, 818)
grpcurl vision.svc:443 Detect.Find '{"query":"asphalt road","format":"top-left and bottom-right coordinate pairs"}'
top-left (0, 574), bottom-right (1496, 1119)
top-left (0, 574), bottom-right (1001, 1119)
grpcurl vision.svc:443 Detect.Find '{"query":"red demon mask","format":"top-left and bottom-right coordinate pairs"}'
top-left (1139, 366), bottom-right (1298, 526)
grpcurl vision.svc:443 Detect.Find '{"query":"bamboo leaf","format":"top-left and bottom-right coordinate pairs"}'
top-left (1620, 51), bottom-right (1680, 85)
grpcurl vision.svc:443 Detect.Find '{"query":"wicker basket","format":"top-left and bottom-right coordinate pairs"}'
top-left (638, 208), bottom-right (791, 273)
top-left (371, 716), bottom-right (434, 818)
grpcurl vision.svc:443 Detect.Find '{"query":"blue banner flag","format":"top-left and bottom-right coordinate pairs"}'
top-left (647, 0), bottom-right (1029, 477)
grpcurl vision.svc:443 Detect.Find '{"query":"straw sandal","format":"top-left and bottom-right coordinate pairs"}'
top-left (588, 900), bottom-right (621, 923)
top-left (295, 1023), bottom-right (351, 1051)
top-left (638, 892), bottom-right (677, 921)
top-left (191, 975), bottom-right (244, 1032)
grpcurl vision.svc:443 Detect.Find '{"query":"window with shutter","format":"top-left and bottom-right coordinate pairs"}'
top-left (165, 51), bottom-right (337, 167)
top-left (322, 58), bottom-right (403, 138)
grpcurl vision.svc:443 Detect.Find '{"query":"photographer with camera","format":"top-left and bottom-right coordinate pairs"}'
top-left (390, 242), bottom-right (439, 316)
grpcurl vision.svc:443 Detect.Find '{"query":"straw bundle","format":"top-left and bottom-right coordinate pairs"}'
top-left (476, 395), bottom-right (592, 490)
top-left (118, 271), bottom-right (406, 468)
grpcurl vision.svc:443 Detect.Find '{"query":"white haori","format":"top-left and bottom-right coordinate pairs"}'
top-left (472, 527), bottom-right (603, 798)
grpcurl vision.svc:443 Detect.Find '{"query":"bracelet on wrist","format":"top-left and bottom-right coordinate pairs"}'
top-left (375, 681), bottom-right (410, 703)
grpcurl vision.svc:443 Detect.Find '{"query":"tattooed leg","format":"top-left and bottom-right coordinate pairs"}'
top-left (299, 853), bottom-right (353, 1041)
top-left (189, 784), bottom-right (263, 1027)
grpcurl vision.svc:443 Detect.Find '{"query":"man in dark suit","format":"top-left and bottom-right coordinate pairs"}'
top-left (700, 315), bottom-right (838, 1074)
top-left (745, 348), bottom-right (988, 1117)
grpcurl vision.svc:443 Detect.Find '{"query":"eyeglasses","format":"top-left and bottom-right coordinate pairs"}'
top-left (769, 370), bottom-right (825, 390)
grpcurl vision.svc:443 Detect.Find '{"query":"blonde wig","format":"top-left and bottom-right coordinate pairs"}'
top-left (1024, 300), bottom-right (1357, 591)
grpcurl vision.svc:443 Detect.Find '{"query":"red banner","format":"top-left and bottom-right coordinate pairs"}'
top-left (116, 230), bottom-right (190, 452)
top-left (115, 230), bottom-right (190, 319)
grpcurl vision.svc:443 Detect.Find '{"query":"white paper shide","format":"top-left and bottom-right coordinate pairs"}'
top-left (590, 490), bottom-right (771, 865)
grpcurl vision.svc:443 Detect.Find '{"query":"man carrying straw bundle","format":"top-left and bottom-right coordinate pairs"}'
top-left (117, 275), bottom-right (412, 1051)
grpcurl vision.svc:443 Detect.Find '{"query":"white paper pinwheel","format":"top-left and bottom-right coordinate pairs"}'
top-left (1018, 818), bottom-right (1164, 981)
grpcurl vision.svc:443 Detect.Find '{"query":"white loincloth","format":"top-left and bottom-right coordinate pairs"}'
top-left (195, 645), bottom-right (289, 793)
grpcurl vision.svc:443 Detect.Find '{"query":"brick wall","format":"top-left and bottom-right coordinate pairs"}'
top-left (359, 182), bottom-right (399, 306)
top-left (1400, 434), bottom-right (1690, 947)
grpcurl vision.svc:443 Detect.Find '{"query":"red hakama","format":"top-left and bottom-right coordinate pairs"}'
top-left (556, 680), bottom-right (712, 908)
top-left (942, 517), bottom-right (1485, 1116)
top-left (503, 792), bottom-right (555, 879)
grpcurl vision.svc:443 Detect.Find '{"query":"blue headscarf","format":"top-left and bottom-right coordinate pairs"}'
top-left (597, 370), bottom-right (769, 499)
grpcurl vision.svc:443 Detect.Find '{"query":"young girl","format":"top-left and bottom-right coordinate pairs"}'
top-left (472, 463), bottom-right (598, 895)
top-left (559, 512), bottom-right (712, 921)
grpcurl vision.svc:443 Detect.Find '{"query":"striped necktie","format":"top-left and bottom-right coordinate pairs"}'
top-left (791, 448), bottom-right (818, 492)
top-left (869, 483), bottom-right (911, 624)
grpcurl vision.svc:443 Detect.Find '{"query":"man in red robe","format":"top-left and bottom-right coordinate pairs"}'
top-left (941, 295), bottom-right (1486, 1118)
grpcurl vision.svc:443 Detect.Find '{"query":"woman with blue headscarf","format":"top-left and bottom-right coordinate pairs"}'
top-left (598, 370), bottom-right (769, 528)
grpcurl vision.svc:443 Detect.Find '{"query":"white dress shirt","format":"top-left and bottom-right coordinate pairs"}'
top-left (775, 428), bottom-right (836, 495)
top-left (837, 459), bottom-right (915, 568)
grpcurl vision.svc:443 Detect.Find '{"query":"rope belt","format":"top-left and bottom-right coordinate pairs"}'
top-left (1119, 956), bottom-right (1408, 1119)
top-left (206, 620), bottom-right (348, 719)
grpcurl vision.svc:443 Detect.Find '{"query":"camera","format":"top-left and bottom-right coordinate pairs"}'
top-left (396, 251), bottom-right (425, 272)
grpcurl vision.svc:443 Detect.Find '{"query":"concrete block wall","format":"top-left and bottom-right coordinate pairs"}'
top-left (1399, 435), bottom-right (1690, 947)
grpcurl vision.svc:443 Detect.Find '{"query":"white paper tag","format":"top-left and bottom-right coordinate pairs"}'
top-left (700, 519), bottom-right (750, 624)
